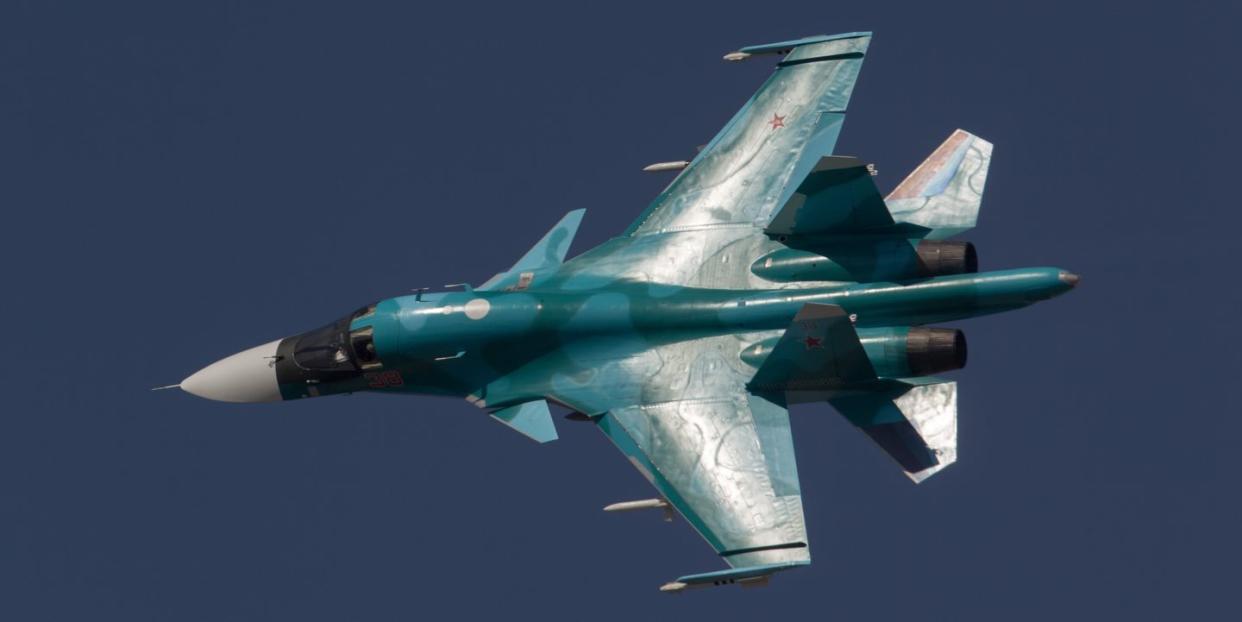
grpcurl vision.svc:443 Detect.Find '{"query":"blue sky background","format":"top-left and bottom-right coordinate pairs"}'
top-left (2, 1), bottom-right (1238, 619)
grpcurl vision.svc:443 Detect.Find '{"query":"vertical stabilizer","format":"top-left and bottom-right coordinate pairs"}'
top-left (885, 130), bottom-right (992, 239)
top-left (828, 379), bottom-right (958, 483)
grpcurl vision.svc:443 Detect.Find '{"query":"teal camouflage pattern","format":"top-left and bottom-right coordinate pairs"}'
top-left (220, 32), bottom-right (1077, 591)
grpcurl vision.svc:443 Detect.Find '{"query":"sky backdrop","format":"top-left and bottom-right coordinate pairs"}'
top-left (2, 1), bottom-right (1238, 620)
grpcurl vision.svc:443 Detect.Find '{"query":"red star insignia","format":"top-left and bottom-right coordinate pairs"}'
top-left (768, 113), bottom-right (786, 130)
top-left (803, 335), bottom-right (822, 350)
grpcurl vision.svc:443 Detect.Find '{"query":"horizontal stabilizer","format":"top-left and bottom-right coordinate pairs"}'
top-left (478, 209), bottom-right (585, 291)
top-left (886, 130), bottom-right (992, 239)
top-left (828, 378), bottom-right (957, 482)
top-left (748, 303), bottom-right (876, 393)
top-left (660, 561), bottom-right (809, 592)
top-left (765, 156), bottom-right (894, 239)
top-left (489, 399), bottom-right (559, 443)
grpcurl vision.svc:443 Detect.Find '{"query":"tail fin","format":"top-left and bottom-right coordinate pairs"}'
top-left (488, 399), bottom-right (559, 443)
top-left (885, 130), bottom-right (992, 239)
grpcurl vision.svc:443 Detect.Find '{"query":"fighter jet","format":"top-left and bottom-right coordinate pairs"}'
top-left (172, 32), bottom-right (1078, 591)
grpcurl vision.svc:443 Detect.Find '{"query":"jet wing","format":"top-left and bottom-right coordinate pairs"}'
top-left (555, 33), bottom-right (871, 289)
top-left (625, 32), bottom-right (870, 237)
top-left (597, 394), bottom-right (807, 568)
top-left (539, 333), bottom-right (810, 583)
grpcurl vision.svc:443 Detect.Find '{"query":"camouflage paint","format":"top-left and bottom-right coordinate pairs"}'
top-left (225, 32), bottom-right (1078, 586)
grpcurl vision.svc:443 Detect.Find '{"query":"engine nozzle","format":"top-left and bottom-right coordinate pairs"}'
top-left (905, 327), bottom-right (968, 376)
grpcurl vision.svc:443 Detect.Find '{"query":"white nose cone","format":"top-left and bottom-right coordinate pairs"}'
top-left (181, 339), bottom-right (283, 403)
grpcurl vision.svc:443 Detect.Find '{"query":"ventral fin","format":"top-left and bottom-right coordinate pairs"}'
top-left (489, 399), bottom-right (559, 444)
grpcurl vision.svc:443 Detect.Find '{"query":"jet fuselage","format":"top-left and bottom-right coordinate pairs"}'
top-left (182, 267), bottom-right (1076, 405)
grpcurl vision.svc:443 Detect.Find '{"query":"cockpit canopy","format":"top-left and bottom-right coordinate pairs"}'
top-left (291, 304), bottom-right (380, 372)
